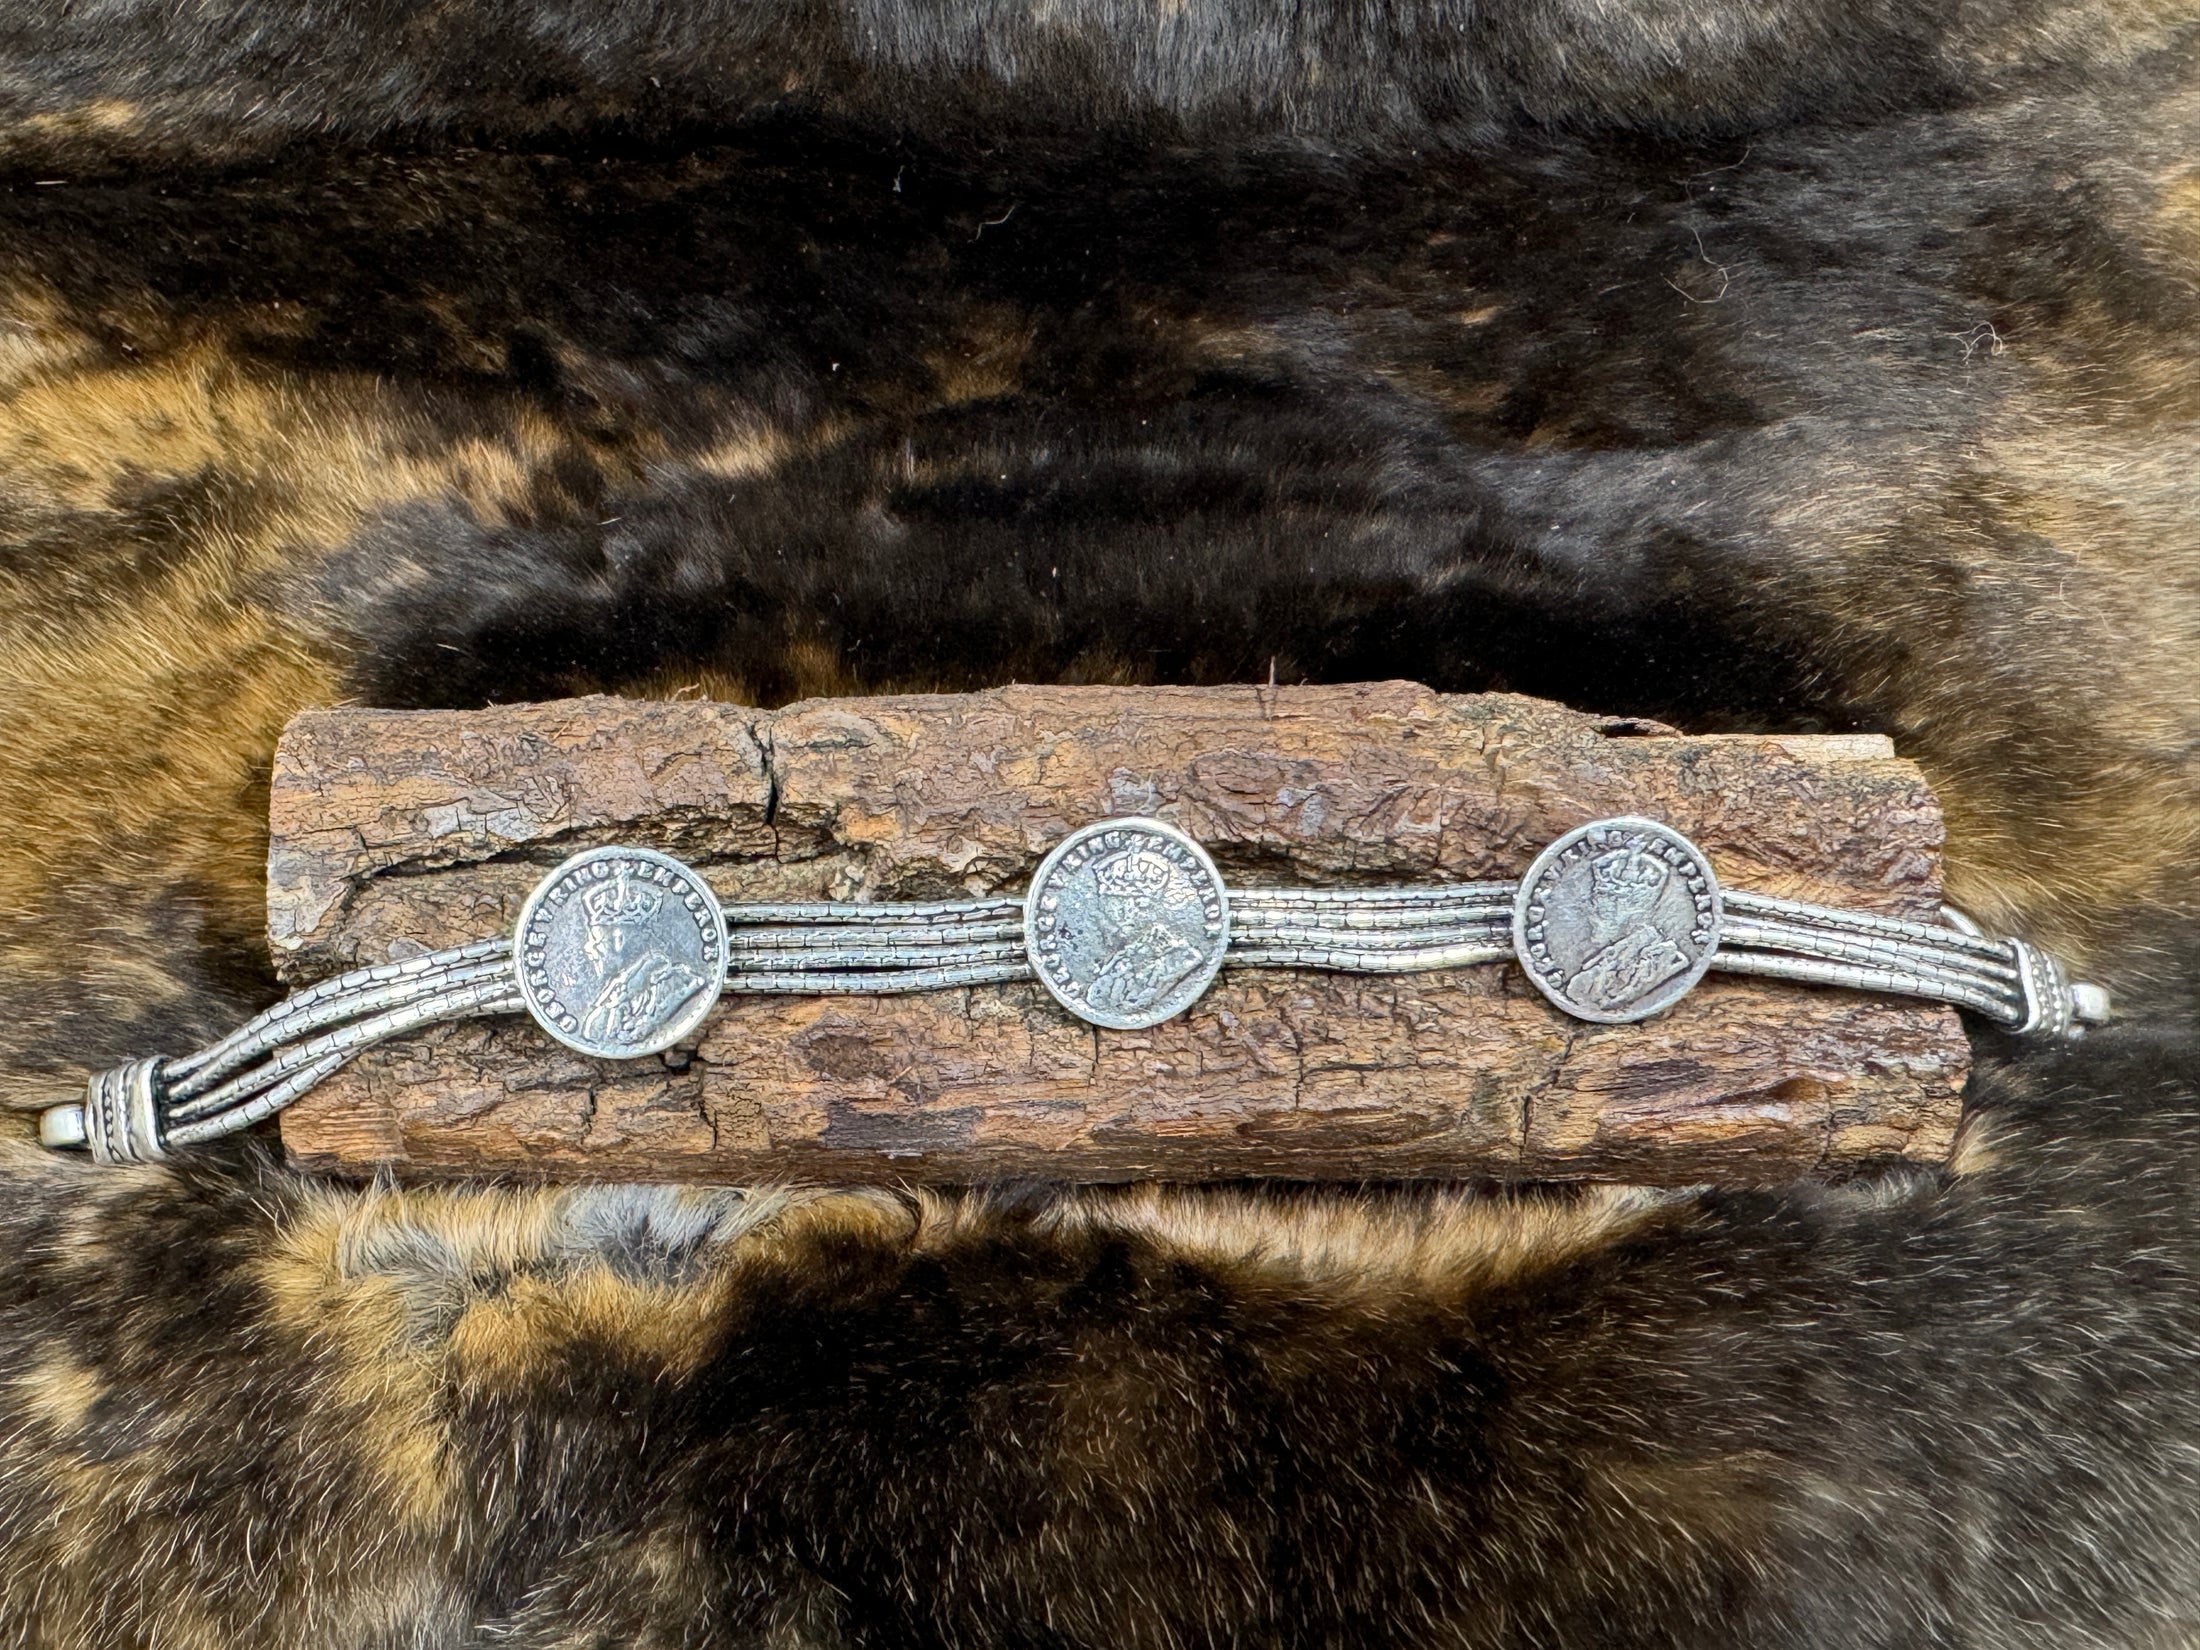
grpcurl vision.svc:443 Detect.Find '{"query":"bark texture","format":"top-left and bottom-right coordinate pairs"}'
top-left (271, 682), bottom-right (1967, 1184)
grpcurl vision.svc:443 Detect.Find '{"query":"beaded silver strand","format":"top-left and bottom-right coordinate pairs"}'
top-left (43, 815), bottom-right (2108, 1164)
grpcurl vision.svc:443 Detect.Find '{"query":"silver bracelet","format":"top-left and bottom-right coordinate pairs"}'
top-left (42, 815), bottom-right (2109, 1165)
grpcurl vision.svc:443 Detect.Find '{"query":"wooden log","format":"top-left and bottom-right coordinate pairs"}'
top-left (270, 682), bottom-right (1968, 1185)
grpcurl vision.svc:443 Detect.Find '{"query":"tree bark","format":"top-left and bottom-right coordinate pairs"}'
top-left (270, 682), bottom-right (1967, 1185)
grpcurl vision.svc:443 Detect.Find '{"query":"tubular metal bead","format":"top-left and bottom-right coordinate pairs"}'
top-left (164, 938), bottom-right (513, 1082)
top-left (1719, 890), bottom-right (2013, 962)
top-left (1232, 918), bottom-right (1512, 949)
top-left (722, 960), bottom-right (1036, 995)
top-left (724, 919), bottom-right (1027, 951)
top-left (166, 957), bottom-right (520, 1107)
top-left (165, 994), bottom-right (523, 1146)
top-left (162, 1053), bottom-right (351, 1148)
top-left (183, 982), bottom-right (524, 1129)
top-left (168, 939), bottom-right (510, 1063)
top-left (723, 898), bottom-right (1022, 926)
top-left (170, 978), bottom-right (526, 1121)
top-left (1231, 905), bottom-right (1513, 936)
top-left (1789, 923), bottom-right (2021, 985)
top-left (1231, 883), bottom-right (1516, 909)
top-left (1716, 917), bottom-right (2022, 989)
top-left (1721, 949), bottom-right (2023, 1020)
top-left (1228, 940), bottom-right (1515, 974)
top-left (168, 955), bottom-right (517, 1105)
top-left (726, 940), bottom-right (1030, 972)
top-left (1709, 950), bottom-right (2020, 1023)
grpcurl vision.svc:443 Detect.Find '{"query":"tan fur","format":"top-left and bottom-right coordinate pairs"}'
top-left (1044, 1182), bottom-right (1681, 1301)
top-left (0, 10), bottom-right (2194, 1644)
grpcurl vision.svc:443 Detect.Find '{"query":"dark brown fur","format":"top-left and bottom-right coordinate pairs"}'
top-left (0, 3), bottom-right (2197, 1644)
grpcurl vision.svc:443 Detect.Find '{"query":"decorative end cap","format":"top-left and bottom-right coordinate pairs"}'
top-left (38, 1103), bottom-right (87, 1152)
top-left (2011, 940), bottom-right (2089, 1039)
top-left (81, 1057), bottom-right (170, 1164)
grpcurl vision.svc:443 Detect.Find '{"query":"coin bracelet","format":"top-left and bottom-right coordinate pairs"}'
top-left (43, 816), bottom-right (2110, 1164)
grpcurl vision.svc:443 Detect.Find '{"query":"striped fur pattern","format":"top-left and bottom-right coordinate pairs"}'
top-left (0, 2), bottom-right (2198, 1643)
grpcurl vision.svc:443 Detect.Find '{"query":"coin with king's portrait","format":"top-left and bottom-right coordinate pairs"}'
top-left (1024, 818), bottom-right (1232, 1030)
top-left (1512, 817), bottom-right (1722, 1023)
top-left (515, 846), bottom-right (729, 1058)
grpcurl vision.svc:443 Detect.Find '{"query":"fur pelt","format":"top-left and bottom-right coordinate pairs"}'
top-left (0, 2), bottom-right (2197, 1644)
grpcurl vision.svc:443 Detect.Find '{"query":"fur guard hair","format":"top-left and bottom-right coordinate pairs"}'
top-left (0, 2), bottom-right (2197, 1644)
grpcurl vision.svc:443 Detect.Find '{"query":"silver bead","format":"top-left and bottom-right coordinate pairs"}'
top-left (37, 1103), bottom-right (87, 1151)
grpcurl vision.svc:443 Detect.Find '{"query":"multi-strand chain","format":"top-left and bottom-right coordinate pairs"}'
top-left (44, 816), bottom-right (2108, 1164)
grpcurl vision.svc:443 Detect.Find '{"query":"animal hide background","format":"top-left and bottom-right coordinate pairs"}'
top-left (1, 2), bottom-right (2198, 1644)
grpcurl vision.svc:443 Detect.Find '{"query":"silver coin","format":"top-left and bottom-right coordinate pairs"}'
top-left (1024, 818), bottom-right (1231, 1030)
top-left (1512, 816), bottom-right (1721, 1024)
top-left (514, 846), bottom-right (729, 1058)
